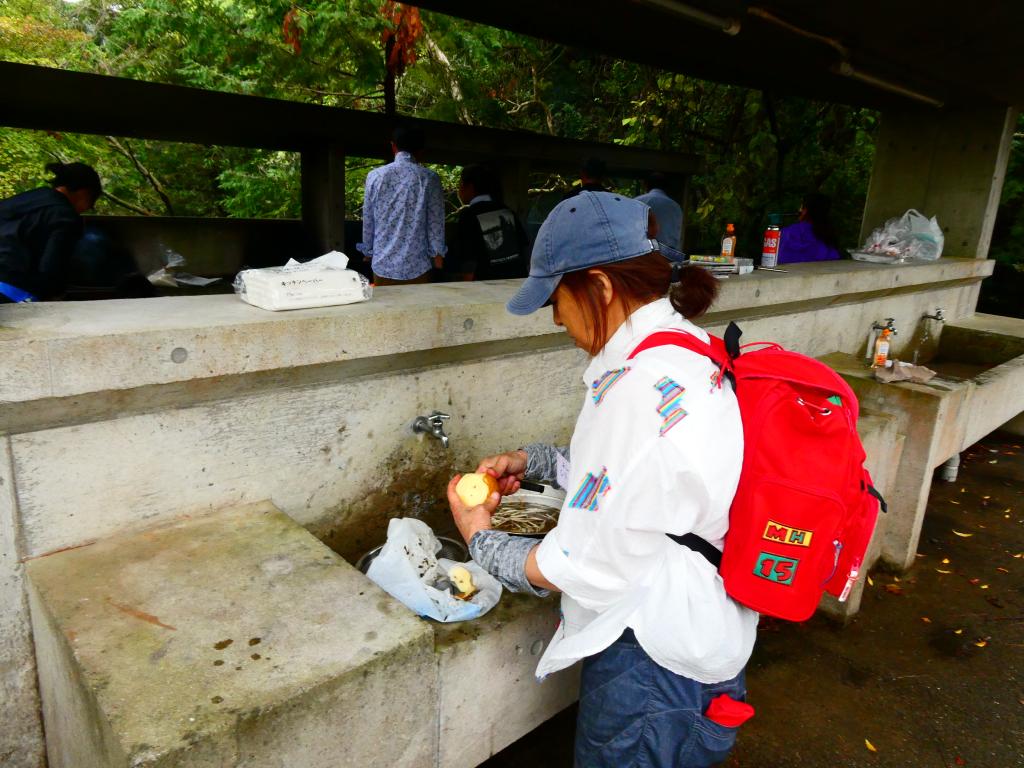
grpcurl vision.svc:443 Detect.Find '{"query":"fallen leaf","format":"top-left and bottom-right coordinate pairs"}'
top-left (980, 584), bottom-right (990, 589)
top-left (974, 640), bottom-right (987, 648)
top-left (955, 629), bottom-right (964, 634)
top-left (921, 616), bottom-right (932, 623)
top-left (936, 569), bottom-right (953, 574)
top-left (989, 460), bottom-right (998, 464)
top-left (867, 575), bottom-right (874, 586)
top-left (942, 557), bottom-right (951, 564)
top-left (884, 584), bottom-right (903, 595)
top-left (983, 495), bottom-right (991, 500)
top-left (997, 567), bottom-right (1010, 573)
top-left (969, 578), bottom-right (981, 585)
top-left (865, 738), bottom-right (878, 753)
top-left (952, 530), bottom-right (974, 537)
top-left (955, 756), bottom-right (966, 766)
top-left (950, 500), bottom-right (961, 505)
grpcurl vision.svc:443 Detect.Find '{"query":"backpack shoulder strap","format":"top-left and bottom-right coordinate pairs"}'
top-left (628, 330), bottom-right (722, 364)
top-left (627, 325), bottom-right (739, 390)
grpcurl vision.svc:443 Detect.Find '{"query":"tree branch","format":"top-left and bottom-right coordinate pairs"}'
top-left (105, 136), bottom-right (175, 215)
top-left (423, 32), bottom-right (473, 125)
top-left (102, 190), bottom-right (158, 216)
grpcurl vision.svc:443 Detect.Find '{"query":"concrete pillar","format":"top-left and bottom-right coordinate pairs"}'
top-left (679, 175), bottom-right (692, 252)
top-left (301, 141), bottom-right (347, 255)
top-left (860, 106), bottom-right (1018, 260)
top-left (495, 159), bottom-right (531, 223)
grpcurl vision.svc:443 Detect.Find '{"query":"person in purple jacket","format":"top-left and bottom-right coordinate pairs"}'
top-left (777, 192), bottom-right (845, 264)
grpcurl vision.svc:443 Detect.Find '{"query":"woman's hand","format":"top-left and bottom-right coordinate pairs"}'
top-left (476, 449), bottom-right (528, 495)
top-left (447, 474), bottom-right (501, 546)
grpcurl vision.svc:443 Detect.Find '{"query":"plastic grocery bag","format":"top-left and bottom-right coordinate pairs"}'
top-left (852, 209), bottom-right (944, 263)
top-left (365, 518), bottom-right (501, 622)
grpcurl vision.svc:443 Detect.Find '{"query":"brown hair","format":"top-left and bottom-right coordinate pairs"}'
top-left (558, 253), bottom-right (719, 355)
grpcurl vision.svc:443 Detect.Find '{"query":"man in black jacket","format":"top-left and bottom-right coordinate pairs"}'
top-left (0, 162), bottom-right (102, 302)
top-left (450, 165), bottom-right (530, 281)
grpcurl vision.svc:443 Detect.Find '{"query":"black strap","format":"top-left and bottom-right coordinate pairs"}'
top-left (724, 321), bottom-right (742, 360)
top-left (867, 485), bottom-right (888, 513)
top-left (667, 532), bottom-right (722, 569)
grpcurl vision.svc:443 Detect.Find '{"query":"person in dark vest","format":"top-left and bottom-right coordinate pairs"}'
top-left (0, 162), bottom-right (102, 302)
top-left (450, 164), bottom-right (530, 281)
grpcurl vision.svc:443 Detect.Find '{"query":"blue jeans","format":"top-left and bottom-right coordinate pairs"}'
top-left (575, 630), bottom-right (747, 768)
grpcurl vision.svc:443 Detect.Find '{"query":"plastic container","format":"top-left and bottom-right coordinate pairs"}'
top-left (872, 328), bottom-right (893, 369)
top-left (721, 223), bottom-right (737, 262)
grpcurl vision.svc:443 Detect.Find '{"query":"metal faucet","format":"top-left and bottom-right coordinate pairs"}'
top-left (412, 411), bottom-right (451, 449)
top-left (872, 318), bottom-right (898, 334)
top-left (914, 308), bottom-right (945, 365)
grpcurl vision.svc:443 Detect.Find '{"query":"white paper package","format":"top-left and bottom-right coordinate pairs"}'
top-left (234, 251), bottom-right (372, 311)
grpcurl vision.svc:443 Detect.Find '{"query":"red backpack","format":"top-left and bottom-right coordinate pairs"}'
top-left (628, 322), bottom-right (886, 621)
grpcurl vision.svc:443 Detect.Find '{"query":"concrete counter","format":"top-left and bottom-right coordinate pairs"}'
top-left (0, 257), bottom-right (992, 405)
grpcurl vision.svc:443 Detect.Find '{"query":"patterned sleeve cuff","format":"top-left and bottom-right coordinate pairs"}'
top-left (522, 443), bottom-right (569, 488)
top-left (469, 530), bottom-right (549, 596)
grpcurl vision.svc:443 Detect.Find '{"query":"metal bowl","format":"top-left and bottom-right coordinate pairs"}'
top-left (355, 535), bottom-right (468, 574)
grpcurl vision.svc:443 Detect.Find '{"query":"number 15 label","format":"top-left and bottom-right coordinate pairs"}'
top-left (754, 552), bottom-right (799, 585)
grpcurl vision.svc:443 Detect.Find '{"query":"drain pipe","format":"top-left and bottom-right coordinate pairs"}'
top-left (939, 453), bottom-right (960, 483)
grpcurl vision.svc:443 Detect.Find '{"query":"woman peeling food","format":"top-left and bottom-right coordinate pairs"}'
top-left (447, 192), bottom-right (757, 767)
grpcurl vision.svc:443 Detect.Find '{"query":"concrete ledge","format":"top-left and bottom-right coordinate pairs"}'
top-left (818, 409), bottom-right (905, 621)
top-left (435, 594), bottom-right (579, 768)
top-left (25, 502), bottom-right (437, 768)
top-left (0, 258), bottom-right (991, 404)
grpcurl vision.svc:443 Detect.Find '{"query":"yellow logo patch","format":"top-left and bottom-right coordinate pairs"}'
top-left (761, 520), bottom-right (814, 548)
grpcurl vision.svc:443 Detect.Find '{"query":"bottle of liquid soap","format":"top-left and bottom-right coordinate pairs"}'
top-left (872, 328), bottom-right (892, 369)
top-left (721, 223), bottom-right (737, 262)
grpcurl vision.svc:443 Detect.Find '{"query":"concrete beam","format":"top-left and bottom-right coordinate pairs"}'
top-left (860, 106), bottom-right (1019, 259)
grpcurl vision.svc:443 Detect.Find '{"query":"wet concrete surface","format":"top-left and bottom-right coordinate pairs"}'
top-left (481, 432), bottom-right (1024, 767)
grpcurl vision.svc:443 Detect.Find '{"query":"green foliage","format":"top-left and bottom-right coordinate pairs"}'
top-left (0, 0), bottom-right (1016, 273)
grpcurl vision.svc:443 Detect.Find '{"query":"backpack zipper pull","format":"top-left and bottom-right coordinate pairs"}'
top-left (838, 557), bottom-right (862, 603)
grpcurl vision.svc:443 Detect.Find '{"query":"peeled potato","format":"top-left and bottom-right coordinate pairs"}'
top-left (448, 564), bottom-right (477, 600)
top-left (456, 472), bottom-right (499, 507)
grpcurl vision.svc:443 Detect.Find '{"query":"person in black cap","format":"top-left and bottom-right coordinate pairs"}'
top-left (0, 161), bottom-right (102, 302)
top-left (446, 191), bottom-right (756, 768)
top-left (563, 155), bottom-right (608, 199)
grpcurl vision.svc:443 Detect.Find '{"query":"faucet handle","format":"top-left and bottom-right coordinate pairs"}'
top-left (429, 411), bottom-right (451, 422)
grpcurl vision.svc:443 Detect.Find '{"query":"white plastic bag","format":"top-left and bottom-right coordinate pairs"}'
top-left (365, 518), bottom-right (501, 622)
top-left (852, 209), bottom-right (944, 263)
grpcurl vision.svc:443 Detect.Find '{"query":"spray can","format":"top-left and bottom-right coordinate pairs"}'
top-left (761, 214), bottom-right (782, 268)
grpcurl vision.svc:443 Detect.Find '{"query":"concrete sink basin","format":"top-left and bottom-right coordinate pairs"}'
top-left (925, 318), bottom-right (1024, 382)
top-left (821, 313), bottom-right (1024, 571)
